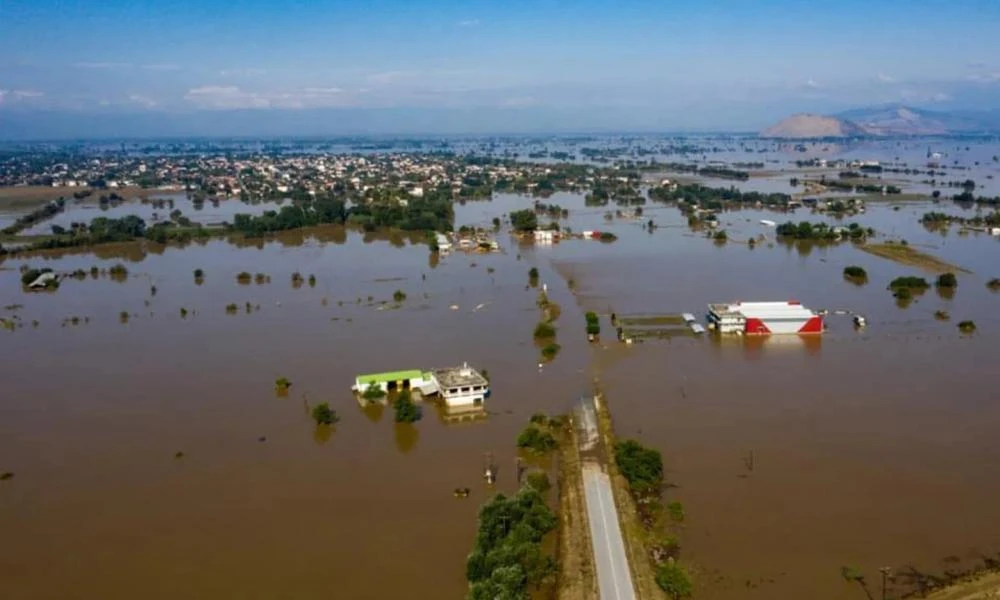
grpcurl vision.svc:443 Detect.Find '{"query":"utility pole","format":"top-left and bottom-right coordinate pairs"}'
top-left (879, 566), bottom-right (892, 600)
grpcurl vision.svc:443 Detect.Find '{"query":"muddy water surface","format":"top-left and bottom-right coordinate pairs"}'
top-left (3, 187), bottom-right (1000, 600)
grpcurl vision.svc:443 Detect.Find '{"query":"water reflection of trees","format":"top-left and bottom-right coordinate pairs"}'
top-left (394, 423), bottom-right (419, 454)
top-left (313, 424), bottom-right (333, 445)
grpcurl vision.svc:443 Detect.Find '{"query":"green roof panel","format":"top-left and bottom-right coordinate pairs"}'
top-left (356, 370), bottom-right (424, 384)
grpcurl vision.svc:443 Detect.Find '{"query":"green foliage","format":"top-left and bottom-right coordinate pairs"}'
top-left (934, 310), bottom-right (950, 320)
top-left (465, 485), bottom-right (557, 599)
top-left (108, 264), bottom-right (129, 280)
top-left (614, 439), bottom-right (664, 496)
top-left (599, 231), bottom-right (618, 242)
top-left (889, 276), bottom-right (929, 290)
top-left (393, 390), bottom-right (422, 423)
top-left (528, 267), bottom-right (539, 280)
top-left (311, 402), bottom-right (339, 426)
top-left (988, 278), bottom-right (1000, 291)
top-left (361, 383), bottom-right (386, 400)
top-left (958, 320), bottom-right (977, 333)
top-left (936, 272), bottom-right (958, 288)
top-left (529, 412), bottom-right (548, 426)
top-left (540, 343), bottom-right (560, 360)
top-left (712, 229), bottom-right (728, 242)
top-left (193, 268), bottom-right (204, 278)
top-left (586, 322), bottom-right (600, 336)
top-left (525, 472), bottom-right (551, 495)
top-left (667, 501), bottom-right (685, 522)
top-left (585, 311), bottom-right (599, 324)
top-left (510, 209), bottom-right (538, 232)
top-left (656, 562), bottom-right (693, 599)
top-left (533, 321), bottom-right (556, 339)
top-left (225, 303), bottom-right (238, 314)
top-left (308, 274), bottom-right (316, 287)
top-left (275, 377), bottom-right (291, 389)
top-left (516, 425), bottom-right (558, 453)
top-left (119, 311), bottom-right (129, 323)
top-left (840, 565), bottom-right (864, 582)
top-left (20, 267), bottom-right (54, 286)
top-left (236, 271), bottom-right (252, 283)
top-left (843, 265), bottom-right (867, 280)
top-left (393, 289), bottom-right (407, 303)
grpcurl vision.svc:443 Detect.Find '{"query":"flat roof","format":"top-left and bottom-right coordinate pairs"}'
top-left (434, 366), bottom-right (488, 389)
top-left (356, 370), bottom-right (426, 384)
top-left (709, 301), bottom-right (815, 320)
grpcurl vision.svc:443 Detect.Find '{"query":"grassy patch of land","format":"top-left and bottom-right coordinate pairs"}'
top-left (859, 242), bottom-right (969, 274)
top-left (921, 571), bottom-right (1000, 600)
top-left (556, 422), bottom-right (599, 600)
top-left (0, 185), bottom-right (157, 210)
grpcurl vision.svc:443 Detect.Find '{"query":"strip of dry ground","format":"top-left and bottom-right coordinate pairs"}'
top-left (556, 424), bottom-right (598, 600)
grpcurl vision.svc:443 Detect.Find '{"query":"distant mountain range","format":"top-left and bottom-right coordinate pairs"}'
top-left (761, 104), bottom-right (1000, 138)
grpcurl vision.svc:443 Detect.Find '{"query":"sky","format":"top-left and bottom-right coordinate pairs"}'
top-left (2, 0), bottom-right (1000, 138)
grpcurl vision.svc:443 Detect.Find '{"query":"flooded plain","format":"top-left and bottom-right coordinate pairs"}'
top-left (3, 151), bottom-right (1000, 598)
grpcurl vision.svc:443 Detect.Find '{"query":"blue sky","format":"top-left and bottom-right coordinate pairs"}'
top-left (2, 0), bottom-right (1000, 136)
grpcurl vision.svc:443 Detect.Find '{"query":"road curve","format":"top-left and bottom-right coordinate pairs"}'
top-left (583, 463), bottom-right (637, 600)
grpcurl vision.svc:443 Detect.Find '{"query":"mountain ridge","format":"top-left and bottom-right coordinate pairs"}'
top-left (762, 104), bottom-right (1000, 138)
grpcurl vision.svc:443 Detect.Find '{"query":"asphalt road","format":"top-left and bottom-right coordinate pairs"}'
top-left (583, 464), bottom-right (637, 600)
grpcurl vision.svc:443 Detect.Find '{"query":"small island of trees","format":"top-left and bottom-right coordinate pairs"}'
top-left (843, 265), bottom-right (868, 283)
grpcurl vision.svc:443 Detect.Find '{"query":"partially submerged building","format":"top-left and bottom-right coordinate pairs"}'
top-left (707, 301), bottom-right (822, 335)
top-left (352, 370), bottom-right (435, 395)
top-left (352, 363), bottom-right (490, 408)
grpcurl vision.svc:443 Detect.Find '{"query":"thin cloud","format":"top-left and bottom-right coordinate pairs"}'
top-left (967, 72), bottom-right (1000, 83)
top-left (219, 68), bottom-right (266, 77)
top-left (457, 19), bottom-right (480, 27)
top-left (184, 85), bottom-right (357, 109)
top-left (73, 62), bottom-right (133, 69)
top-left (303, 87), bottom-right (344, 94)
top-left (141, 64), bottom-right (180, 71)
top-left (876, 73), bottom-right (896, 83)
top-left (128, 94), bottom-right (158, 108)
top-left (804, 78), bottom-right (819, 89)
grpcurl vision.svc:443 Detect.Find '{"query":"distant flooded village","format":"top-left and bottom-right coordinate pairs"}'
top-left (3, 133), bottom-right (1000, 600)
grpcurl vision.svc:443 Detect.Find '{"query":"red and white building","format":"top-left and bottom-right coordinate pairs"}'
top-left (707, 301), bottom-right (823, 335)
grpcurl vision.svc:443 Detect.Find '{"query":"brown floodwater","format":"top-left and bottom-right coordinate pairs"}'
top-left (2, 189), bottom-right (1000, 599)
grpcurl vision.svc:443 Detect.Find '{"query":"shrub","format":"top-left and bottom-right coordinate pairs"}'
top-left (236, 271), bottom-right (251, 284)
top-left (528, 267), bottom-right (539, 280)
top-left (393, 390), bottom-right (421, 423)
top-left (889, 276), bottom-right (929, 290)
top-left (667, 501), bottom-right (685, 522)
top-left (193, 268), bottom-right (204, 279)
top-left (119, 311), bottom-right (129, 323)
top-left (225, 303), bottom-right (238, 314)
top-left (934, 310), bottom-right (950, 320)
top-left (533, 321), bottom-right (556, 339)
top-left (987, 278), bottom-right (1000, 291)
top-left (540, 343), bottom-right (561, 360)
top-left (843, 265), bottom-right (867, 280)
top-left (585, 311), bottom-right (599, 324)
top-left (936, 272), bottom-right (958, 288)
top-left (516, 425), bottom-right (558, 453)
top-left (712, 229), bottom-right (728, 242)
top-left (108, 264), bottom-right (129, 280)
top-left (656, 562), bottom-right (693, 599)
top-left (275, 377), bottom-right (291, 389)
top-left (599, 231), bottom-right (618, 242)
top-left (311, 402), bottom-right (339, 425)
top-left (361, 382), bottom-right (386, 400)
top-left (614, 439), bottom-right (663, 496)
top-left (958, 320), bottom-right (977, 333)
top-left (526, 472), bottom-right (551, 494)
top-left (393, 289), bottom-right (407, 303)
top-left (308, 274), bottom-right (316, 287)
top-left (20, 267), bottom-right (53, 286)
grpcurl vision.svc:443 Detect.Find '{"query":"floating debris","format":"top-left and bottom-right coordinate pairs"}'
top-left (453, 487), bottom-right (471, 498)
top-left (174, 451), bottom-right (184, 459)
top-left (0, 472), bottom-right (14, 481)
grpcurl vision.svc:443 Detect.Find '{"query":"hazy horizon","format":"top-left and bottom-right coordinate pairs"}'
top-left (3, 0), bottom-right (1000, 139)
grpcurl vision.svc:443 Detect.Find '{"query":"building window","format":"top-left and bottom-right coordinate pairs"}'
top-left (461, 387), bottom-right (470, 393)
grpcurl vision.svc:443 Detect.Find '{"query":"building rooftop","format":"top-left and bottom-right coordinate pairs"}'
top-left (434, 365), bottom-right (488, 389)
top-left (356, 370), bottom-right (426, 385)
top-left (709, 301), bottom-right (816, 320)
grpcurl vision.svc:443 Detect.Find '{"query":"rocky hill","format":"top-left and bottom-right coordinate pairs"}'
top-left (760, 114), bottom-right (866, 138)
top-left (762, 105), bottom-right (998, 138)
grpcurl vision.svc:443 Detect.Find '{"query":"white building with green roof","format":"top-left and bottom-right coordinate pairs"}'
top-left (352, 370), bottom-right (435, 394)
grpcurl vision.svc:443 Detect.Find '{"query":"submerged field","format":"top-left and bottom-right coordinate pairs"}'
top-left (3, 141), bottom-right (1000, 599)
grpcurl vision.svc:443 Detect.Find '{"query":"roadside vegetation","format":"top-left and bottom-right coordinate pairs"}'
top-left (516, 413), bottom-right (560, 453)
top-left (614, 438), bottom-right (692, 599)
top-left (465, 482), bottom-right (557, 599)
top-left (585, 311), bottom-right (600, 341)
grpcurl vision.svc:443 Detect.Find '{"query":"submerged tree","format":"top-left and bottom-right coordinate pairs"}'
top-left (311, 402), bottom-right (339, 426)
